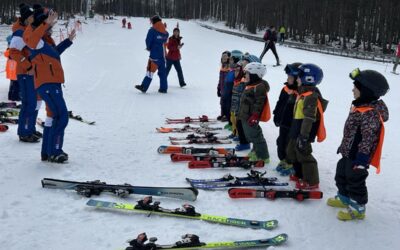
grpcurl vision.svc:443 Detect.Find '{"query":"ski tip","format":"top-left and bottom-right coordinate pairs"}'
top-left (157, 146), bottom-right (167, 154)
top-left (190, 187), bottom-right (199, 197)
top-left (270, 233), bottom-right (288, 245)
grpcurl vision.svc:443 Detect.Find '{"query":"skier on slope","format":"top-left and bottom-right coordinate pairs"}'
top-left (327, 69), bottom-right (389, 221)
top-left (237, 62), bottom-right (271, 163)
top-left (135, 15), bottom-right (169, 93)
top-left (285, 64), bottom-right (328, 190)
top-left (217, 51), bottom-right (231, 121)
top-left (122, 17), bottom-right (126, 28)
top-left (273, 63), bottom-right (302, 176)
top-left (23, 5), bottom-right (76, 163)
top-left (259, 26), bottom-right (280, 66)
top-left (9, 3), bottom-right (43, 143)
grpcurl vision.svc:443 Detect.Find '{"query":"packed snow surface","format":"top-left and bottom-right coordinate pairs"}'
top-left (0, 17), bottom-right (399, 250)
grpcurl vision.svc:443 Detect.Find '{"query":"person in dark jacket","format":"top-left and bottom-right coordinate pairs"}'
top-left (286, 63), bottom-right (327, 190)
top-left (217, 51), bottom-right (231, 121)
top-left (327, 69), bottom-right (389, 221)
top-left (273, 63), bottom-right (301, 175)
top-left (135, 15), bottom-right (169, 93)
top-left (259, 26), bottom-right (280, 66)
top-left (166, 28), bottom-right (186, 87)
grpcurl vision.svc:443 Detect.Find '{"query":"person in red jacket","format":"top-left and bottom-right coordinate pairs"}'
top-left (166, 28), bottom-right (186, 87)
top-left (392, 41), bottom-right (400, 74)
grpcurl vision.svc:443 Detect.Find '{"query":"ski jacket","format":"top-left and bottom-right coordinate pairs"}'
top-left (9, 19), bottom-right (32, 75)
top-left (166, 36), bottom-right (182, 61)
top-left (338, 100), bottom-right (388, 172)
top-left (231, 78), bottom-right (246, 114)
top-left (146, 22), bottom-right (168, 60)
top-left (289, 86), bottom-right (328, 142)
top-left (23, 23), bottom-right (73, 89)
top-left (238, 80), bottom-right (270, 121)
top-left (217, 66), bottom-right (230, 96)
top-left (263, 29), bottom-right (277, 43)
top-left (222, 69), bottom-right (235, 100)
top-left (273, 84), bottom-right (298, 128)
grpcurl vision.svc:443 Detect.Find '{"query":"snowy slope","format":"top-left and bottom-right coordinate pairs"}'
top-left (0, 17), bottom-right (399, 250)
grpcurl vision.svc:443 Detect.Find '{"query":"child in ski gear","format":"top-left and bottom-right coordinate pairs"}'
top-left (23, 7), bottom-right (75, 163)
top-left (286, 63), bottom-right (327, 190)
top-left (238, 62), bottom-right (270, 162)
top-left (222, 50), bottom-right (243, 130)
top-left (217, 51), bottom-right (231, 121)
top-left (9, 3), bottom-right (42, 143)
top-left (259, 26), bottom-right (280, 66)
top-left (166, 27), bottom-right (186, 87)
top-left (273, 63), bottom-right (301, 176)
top-left (392, 41), bottom-right (400, 74)
top-left (136, 15), bottom-right (169, 93)
top-left (127, 22), bottom-right (132, 29)
top-left (231, 57), bottom-right (252, 151)
top-left (328, 68), bottom-right (389, 221)
top-left (122, 17), bottom-right (126, 28)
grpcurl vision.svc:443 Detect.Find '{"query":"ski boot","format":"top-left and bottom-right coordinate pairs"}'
top-left (135, 196), bottom-right (160, 211)
top-left (327, 194), bottom-right (349, 208)
top-left (232, 136), bottom-right (240, 142)
top-left (276, 160), bottom-right (289, 172)
top-left (295, 180), bottom-right (319, 190)
top-left (19, 134), bottom-right (40, 143)
top-left (337, 201), bottom-right (365, 221)
top-left (247, 151), bottom-right (257, 161)
top-left (278, 164), bottom-right (295, 176)
top-left (175, 234), bottom-right (203, 248)
top-left (135, 85), bottom-right (146, 93)
top-left (235, 143), bottom-right (250, 151)
top-left (158, 89), bottom-right (167, 94)
top-left (224, 123), bottom-right (232, 131)
top-left (34, 130), bottom-right (43, 138)
top-left (48, 152), bottom-right (69, 163)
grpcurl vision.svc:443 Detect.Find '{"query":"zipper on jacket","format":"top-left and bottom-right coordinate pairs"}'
top-left (49, 63), bottom-right (54, 76)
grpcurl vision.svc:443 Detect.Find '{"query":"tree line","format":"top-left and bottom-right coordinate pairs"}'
top-left (94, 0), bottom-right (400, 53)
top-left (0, 0), bottom-right (88, 24)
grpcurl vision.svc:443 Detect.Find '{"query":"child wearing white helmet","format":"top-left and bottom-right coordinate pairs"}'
top-left (237, 62), bottom-right (271, 162)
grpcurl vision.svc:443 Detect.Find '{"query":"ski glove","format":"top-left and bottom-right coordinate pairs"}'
top-left (247, 113), bottom-right (260, 127)
top-left (296, 135), bottom-right (311, 154)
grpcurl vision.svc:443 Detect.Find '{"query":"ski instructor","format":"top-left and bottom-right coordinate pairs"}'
top-left (135, 15), bottom-right (169, 93)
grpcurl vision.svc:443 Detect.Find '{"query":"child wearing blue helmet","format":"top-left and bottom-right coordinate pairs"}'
top-left (286, 63), bottom-right (328, 190)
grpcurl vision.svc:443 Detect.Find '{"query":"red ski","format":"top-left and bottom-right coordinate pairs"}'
top-left (188, 160), bottom-right (264, 169)
top-left (158, 146), bottom-right (235, 155)
top-left (228, 188), bottom-right (323, 201)
top-left (166, 115), bottom-right (217, 124)
top-left (170, 153), bottom-right (249, 162)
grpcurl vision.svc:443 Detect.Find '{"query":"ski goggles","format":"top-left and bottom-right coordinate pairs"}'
top-left (349, 68), bottom-right (361, 80)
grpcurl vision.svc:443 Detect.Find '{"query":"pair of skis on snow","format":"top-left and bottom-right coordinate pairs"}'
top-left (36, 111), bottom-right (95, 128)
top-left (157, 124), bottom-right (223, 135)
top-left (166, 115), bottom-right (217, 124)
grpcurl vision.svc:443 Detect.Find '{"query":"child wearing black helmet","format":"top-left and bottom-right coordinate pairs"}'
top-left (286, 63), bottom-right (328, 190)
top-left (274, 63), bottom-right (301, 176)
top-left (327, 69), bottom-right (389, 221)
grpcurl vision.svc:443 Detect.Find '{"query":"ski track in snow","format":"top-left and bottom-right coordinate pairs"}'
top-left (0, 17), bottom-right (399, 250)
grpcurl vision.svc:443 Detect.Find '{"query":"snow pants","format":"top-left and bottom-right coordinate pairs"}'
top-left (141, 58), bottom-right (168, 92)
top-left (166, 59), bottom-right (185, 86)
top-left (286, 139), bottom-right (319, 185)
top-left (335, 157), bottom-right (369, 205)
top-left (37, 84), bottom-right (69, 157)
top-left (17, 74), bottom-right (39, 136)
top-left (242, 121), bottom-right (269, 159)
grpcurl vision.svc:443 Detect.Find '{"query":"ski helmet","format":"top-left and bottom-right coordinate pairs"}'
top-left (244, 62), bottom-right (267, 78)
top-left (231, 50), bottom-right (243, 63)
top-left (284, 62), bottom-right (302, 77)
top-left (298, 63), bottom-right (323, 85)
top-left (349, 68), bottom-right (389, 97)
top-left (242, 53), bottom-right (261, 63)
top-left (150, 15), bottom-right (161, 24)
